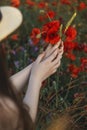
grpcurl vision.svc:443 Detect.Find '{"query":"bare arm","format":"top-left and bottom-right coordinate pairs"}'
top-left (10, 63), bottom-right (33, 92)
top-left (23, 76), bottom-right (41, 122)
top-left (10, 41), bottom-right (62, 92)
top-left (9, 43), bottom-right (56, 92)
top-left (23, 41), bottom-right (64, 122)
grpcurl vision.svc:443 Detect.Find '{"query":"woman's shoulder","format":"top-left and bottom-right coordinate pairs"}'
top-left (0, 96), bottom-right (23, 130)
top-left (0, 96), bottom-right (19, 114)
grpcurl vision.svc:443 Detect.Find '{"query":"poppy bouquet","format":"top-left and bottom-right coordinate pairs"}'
top-left (30, 11), bottom-right (77, 46)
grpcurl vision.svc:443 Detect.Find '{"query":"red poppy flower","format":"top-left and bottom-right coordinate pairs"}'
top-left (26, 0), bottom-right (35, 7)
top-left (78, 2), bottom-right (87, 11)
top-left (78, 43), bottom-right (87, 52)
top-left (65, 52), bottom-right (76, 61)
top-left (11, 0), bottom-right (20, 7)
top-left (65, 26), bottom-right (77, 41)
top-left (76, 44), bottom-right (84, 51)
top-left (61, 0), bottom-right (71, 5)
top-left (42, 20), bottom-right (60, 44)
top-left (46, 10), bottom-right (56, 19)
top-left (11, 34), bottom-right (19, 40)
top-left (80, 58), bottom-right (87, 72)
top-left (30, 28), bottom-right (41, 45)
top-left (42, 20), bottom-right (60, 32)
top-left (83, 44), bottom-right (87, 53)
top-left (38, 15), bottom-right (46, 22)
top-left (45, 29), bottom-right (60, 45)
top-left (68, 64), bottom-right (80, 78)
top-left (38, 2), bottom-right (47, 8)
top-left (64, 41), bottom-right (78, 52)
top-left (51, 2), bottom-right (57, 6)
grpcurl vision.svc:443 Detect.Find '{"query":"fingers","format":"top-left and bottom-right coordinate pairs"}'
top-left (36, 52), bottom-right (45, 63)
top-left (57, 41), bottom-right (64, 53)
top-left (56, 39), bottom-right (62, 48)
top-left (45, 44), bottom-right (52, 53)
top-left (49, 48), bottom-right (63, 62)
top-left (50, 60), bottom-right (61, 76)
top-left (46, 48), bottom-right (58, 62)
top-left (54, 60), bottom-right (61, 69)
top-left (58, 49), bottom-right (64, 56)
top-left (59, 41), bottom-right (64, 51)
top-left (51, 69), bottom-right (57, 75)
top-left (44, 40), bottom-right (62, 59)
top-left (47, 63), bottom-right (60, 77)
top-left (46, 39), bottom-right (62, 52)
top-left (52, 52), bottom-right (63, 66)
top-left (44, 44), bottom-right (52, 59)
top-left (36, 40), bottom-right (63, 73)
top-left (47, 69), bottom-right (57, 78)
top-left (48, 40), bottom-right (62, 55)
top-left (45, 43), bottom-right (63, 64)
top-left (44, 45), bottom-right (58, 60)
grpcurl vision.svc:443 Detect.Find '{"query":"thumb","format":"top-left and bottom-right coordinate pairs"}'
top-left (36, 52), bottom-right (45, 63)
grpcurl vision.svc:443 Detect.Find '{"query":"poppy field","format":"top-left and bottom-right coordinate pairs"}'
top-left (0, 0), bottom-right (87, 129)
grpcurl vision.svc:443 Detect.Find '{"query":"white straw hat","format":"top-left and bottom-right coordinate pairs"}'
top-left (0, 6), bottom-right (23, 42)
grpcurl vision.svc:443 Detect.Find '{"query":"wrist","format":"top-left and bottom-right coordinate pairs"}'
top-left (29, 74), bottom-right (42, 90)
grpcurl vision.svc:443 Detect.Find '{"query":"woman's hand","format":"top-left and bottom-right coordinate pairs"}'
top-left (43, 40), bottom-right (62, 60)
top-left (30, 40), bottom-right (64, 84)
top-left (24, 40), bottom-right (63, 121)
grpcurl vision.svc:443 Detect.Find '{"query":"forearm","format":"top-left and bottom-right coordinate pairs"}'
top-left (23, 76), bottom-right (41, 122)
top-left (10, 63), bottom-right (33, 92)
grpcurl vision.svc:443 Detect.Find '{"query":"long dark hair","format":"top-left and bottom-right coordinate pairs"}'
top-left (0, 44), bottom-right (34, 130)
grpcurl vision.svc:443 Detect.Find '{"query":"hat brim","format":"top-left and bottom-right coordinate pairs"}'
top-left (0, 6), bottom-right (23, 42)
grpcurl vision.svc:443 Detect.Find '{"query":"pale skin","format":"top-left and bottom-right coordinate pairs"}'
top-left (10, 40), bottom-right (64, 122)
